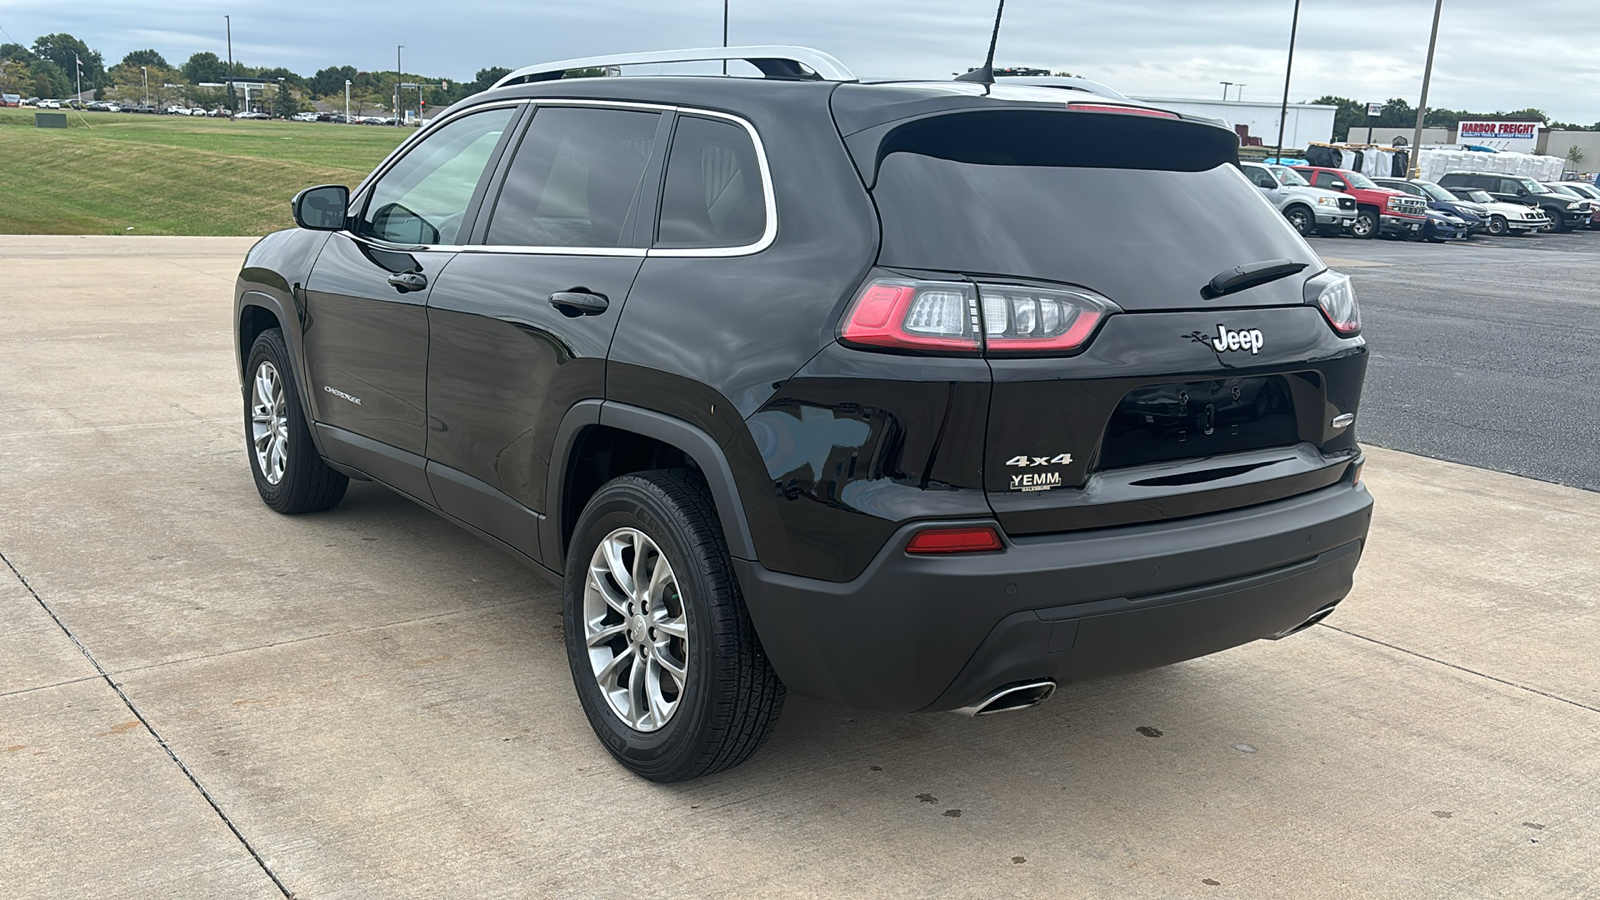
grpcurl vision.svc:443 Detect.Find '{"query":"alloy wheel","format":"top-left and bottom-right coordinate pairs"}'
top-left (583, 527), bottom-right (690, 732)
top-left (250, 361), bottom-right (289, 485)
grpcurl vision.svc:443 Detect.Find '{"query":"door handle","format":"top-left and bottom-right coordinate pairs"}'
top-left (549, 290), bottom-right (609, 317)
top-left (387, 271), bottom-right (428, 293)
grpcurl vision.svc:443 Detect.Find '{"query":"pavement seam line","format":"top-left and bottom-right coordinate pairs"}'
top-left (1317, 622), bottom-right (1600, 715)
top-left (0, 674), bottom-right (103, 699)
top-left (1, 550), bottom-right (296, 900)
top-left (107, 595), bottom-right (535, 677)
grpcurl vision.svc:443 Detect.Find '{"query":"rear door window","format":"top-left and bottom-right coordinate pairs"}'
top-left (655, 115), bottom-right (767, 249)
top-left (485, 106), bottom-right (661, 248)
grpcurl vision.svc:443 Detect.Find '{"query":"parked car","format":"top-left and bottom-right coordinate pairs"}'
top-left (1372, 178), bottom-right (1486, 236)
top-left (1291, 166), bottom-right (1427, 239)
top-left (1416, 208), bottom-right (1470, 242)
top-left (38, 99), bottom-right (61, 109)
top-left (1241, 162), bottom-right (1357, 236)
top-left (1436, 172), bottom-right (1588, 232)
top-left (291, 111), bottom-right (319, 122)
top-left (1542, 183), bottom-right (1600, 229)
top-left (233, 46), bottom-right (1373, 781)
top-left (0, 93), bottom-right (20, 108)
top-left (1552, 181), bottom-right (1600, 228)
top-left (1437, 186), bottom-right (1547, 235)
top-left (235, 110), bottom-right (270, 119)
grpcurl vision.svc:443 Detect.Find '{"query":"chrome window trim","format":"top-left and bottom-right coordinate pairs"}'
top-left (344, 100), bottom-right (777, 259)
top-left (646, 108), bottom-right (778, 258)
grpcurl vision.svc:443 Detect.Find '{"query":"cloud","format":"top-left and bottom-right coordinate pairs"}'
top-left (5, 0), bottom-right (1596, 122)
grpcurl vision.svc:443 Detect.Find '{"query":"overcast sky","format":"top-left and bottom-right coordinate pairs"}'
top-left (5, 0), bottom-right (1597, 122)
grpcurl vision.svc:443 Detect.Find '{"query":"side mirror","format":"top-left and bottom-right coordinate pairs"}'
top-left (292, 184), bottom-right (350, 231)
top-left (1331, 184), bottom-right (1347, 192)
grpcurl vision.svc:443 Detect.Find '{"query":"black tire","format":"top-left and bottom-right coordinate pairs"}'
top-left (243, 329), bottom-right (348, 513)
top-left (1486, 215), bottom-right (1508, 236)
top-left (563, 469), bottom-right (784, 782)
top-left (1284, 205), bottom-right (1314, 236)
top-left (1351, 209), bottom-right (1378, 239)
top-left (1542, 208), bottom-right (1565, 233)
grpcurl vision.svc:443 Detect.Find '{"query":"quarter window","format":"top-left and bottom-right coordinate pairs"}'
top-left (656, 115), bottom-right (767, 248)
top-left (358, 107), bottom-right (515, 245)
top-left (485, 106), bottom-right (661, 248)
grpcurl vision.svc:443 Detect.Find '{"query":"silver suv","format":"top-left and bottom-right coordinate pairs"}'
top-left (1242, 162), bottom-right (1356, 236)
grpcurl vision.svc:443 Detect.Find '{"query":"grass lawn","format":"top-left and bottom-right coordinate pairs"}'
top-left (0, 107), bottom-right (409, 235)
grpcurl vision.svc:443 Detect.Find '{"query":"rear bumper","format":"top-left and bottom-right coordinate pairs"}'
top-left (737, 474), bottom-right (1374, 713)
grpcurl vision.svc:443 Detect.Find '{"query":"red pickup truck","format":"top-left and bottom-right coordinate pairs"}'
top-left (1293, 166), bottom-right (1428, 239)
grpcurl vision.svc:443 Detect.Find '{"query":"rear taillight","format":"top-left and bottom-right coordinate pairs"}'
top-left (978, 284), bottom-right (1112, 354)
top-left (840, 278), bottom-right (1115, 356)
top-left (905, 525), bottom-right (1003, 554)
top-left (1066, 102), bottom-right (1180, 119)
top-left (1312, 273), bottom-right (1361, 336)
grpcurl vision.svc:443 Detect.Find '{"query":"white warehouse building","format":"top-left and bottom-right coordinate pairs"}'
top-left (1128, 97), bottom-right (1337, 152)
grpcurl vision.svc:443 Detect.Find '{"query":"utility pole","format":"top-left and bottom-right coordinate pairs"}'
top-left (1410, 0), bottom-right (1444, 177)
top-left (1274, 0), bottom-right (1302, 163)
top-left (395, 45), bottom-right (403, 126)
top-left (226, 15), bottom-right (235, 115)
top-left (1219, 81), bottom-right (1233, 101)
top-left (345, 79), bottom-right (351, 123)
top-left (722, 0), bottom-right (729, 74)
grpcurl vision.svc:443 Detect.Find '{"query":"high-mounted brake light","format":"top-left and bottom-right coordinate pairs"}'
top-left (1066, 102), bottom-right (1180, 119)
top-left (840, 279), bottom-right (1116, 356)
top-left (905, 525), bottom-right (1004, 554)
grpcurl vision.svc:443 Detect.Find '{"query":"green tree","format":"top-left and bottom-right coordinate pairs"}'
top-left (120, 49), bottom-right (169, 68)
top-left (32, 33), bottom-right (105, 90)
top-left (29, 57), bottom-right (72, 98)
top-left (257, 66), bottom-right (304, 88)
top-left (1311, 95), bottom-right (1364, 142)
top-left (311, 65), bottom-right (357, 98)
top-left (271, 81), bottom-right (304, 117)
top-left (181, 51), bottom-right (230, 84)
top-left (0, 42), bottom-right (32, 63)
top-left (471, 66), bottom-right (510, 92)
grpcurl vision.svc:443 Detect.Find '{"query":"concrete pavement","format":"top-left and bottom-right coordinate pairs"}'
top-left (2, 236), bottom-right (1597, 899)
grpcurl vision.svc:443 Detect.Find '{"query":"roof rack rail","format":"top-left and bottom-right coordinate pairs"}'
top-left (492, 46), bottom-right (856, 88)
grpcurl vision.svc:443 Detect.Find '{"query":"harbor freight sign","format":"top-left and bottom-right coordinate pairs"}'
top-left (1457, 120), bottom-right (1540, 148)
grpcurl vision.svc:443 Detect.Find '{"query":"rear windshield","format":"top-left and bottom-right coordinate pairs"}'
top-left (871, 113), bottom-right (1315, 305)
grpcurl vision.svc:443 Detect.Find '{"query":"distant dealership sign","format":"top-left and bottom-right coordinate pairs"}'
top-left (1457, 120), bottom-right (1540, 147)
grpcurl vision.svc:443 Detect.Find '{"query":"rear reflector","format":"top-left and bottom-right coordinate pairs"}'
top-left (905, 526), bottom-right (1004, 554)
top-left (1067, 102), bottom-right (1180, 119)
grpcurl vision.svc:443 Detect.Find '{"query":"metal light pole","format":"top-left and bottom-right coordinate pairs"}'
top-left (395, 45), bottom-right (403, 126)
top-left (74, 52), bottom-right (81, 103)
top-left (1274, 0), bottom-right (1302, 162)
top-left (345, 79), bottom-right (351, 123)
top-left (1220, 81), bottom-right (1233, 101)
top-left (141, 66), bottom-right (149, 108)
top-left (226, 15), bottom-right (235, 115)
top-left (1236, 84), bottom-right (1246, 101)
top-left (722, 0), bottom-right (729, 74)
top-left (1409, 0), bottom-right (1444, 176)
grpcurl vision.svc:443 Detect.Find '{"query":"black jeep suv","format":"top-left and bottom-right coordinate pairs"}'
top-left (234, 47), bottom-right (1373, 781)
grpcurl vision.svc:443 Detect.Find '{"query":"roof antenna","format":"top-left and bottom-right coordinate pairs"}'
top-left (955, 0), bottom-right (1006, 85)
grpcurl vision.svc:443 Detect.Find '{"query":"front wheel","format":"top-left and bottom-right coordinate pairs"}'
top-left (564, 469), bottom-right (784, 781)
top-left (1284, 205), bottom-right (1313, 236)
top-left (1351, 210), bottom-right (1378, 239)
top-left (1486, 215), bottom-right (1508, 236)
top-left (243, 329), bottom-right (347, 513)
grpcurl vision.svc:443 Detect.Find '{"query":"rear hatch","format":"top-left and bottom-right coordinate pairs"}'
top-left (834, 89), bottom-right (1366, 535)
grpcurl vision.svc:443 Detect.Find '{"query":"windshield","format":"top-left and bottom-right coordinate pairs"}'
top-left (1417, 182), bottom-right (1456, 202)
top-left (1546, 184), bottom-right (1581, 198)
top-left (1516, 178), bottom-right (1552, 195)
top-left (1345, 172), bottom-right (1379, 189)
top-left (1463, 189), bottom-right (1494, 203)
top-left (1272, 166), bottom-right (1310, 187)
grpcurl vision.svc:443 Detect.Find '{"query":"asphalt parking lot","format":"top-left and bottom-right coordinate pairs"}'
top-left (3, 235), bottom-right (1599, 899)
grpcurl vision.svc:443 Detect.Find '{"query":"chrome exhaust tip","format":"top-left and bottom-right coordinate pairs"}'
top-left (1264, 603), bottom-right (1340, 640)
top-left (955, 679), bottom-right (1057, 717)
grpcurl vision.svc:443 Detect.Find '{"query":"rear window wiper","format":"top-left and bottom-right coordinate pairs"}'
top-left (1205, 259), bottom-right (1308, 299)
